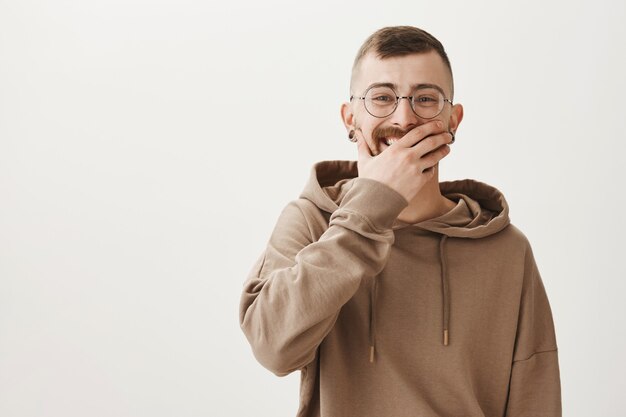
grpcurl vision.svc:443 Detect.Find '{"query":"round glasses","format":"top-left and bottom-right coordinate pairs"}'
top-left (350, 85), bottom-right (453, 119)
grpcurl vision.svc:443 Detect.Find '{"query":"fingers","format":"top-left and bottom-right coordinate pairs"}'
top-left (420, 135), bottom-right (452, 170)
top-left (355, 128), bottom-right (374, 159)
top-left (395, 121), bottom-right (452, 170)
top-left (410, 129), bottom-right (454, 160)
top-left (398, 120), bottom-right (446, 148)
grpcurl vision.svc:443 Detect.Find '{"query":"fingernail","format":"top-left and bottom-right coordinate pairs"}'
top-left (437, 121), bottom-right (443, 128)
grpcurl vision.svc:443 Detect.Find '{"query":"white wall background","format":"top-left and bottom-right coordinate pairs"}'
top-left (1, 0), bottom-right (625, 416)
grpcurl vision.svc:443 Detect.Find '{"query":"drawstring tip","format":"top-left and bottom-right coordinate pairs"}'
top-left (443, 330), bottom-right (449, 346)
top-left (369, 345), bottom-right (375, 363)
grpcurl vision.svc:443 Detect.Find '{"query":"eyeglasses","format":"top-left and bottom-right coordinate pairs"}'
top-left (350, 84), bottom-right (453, 119)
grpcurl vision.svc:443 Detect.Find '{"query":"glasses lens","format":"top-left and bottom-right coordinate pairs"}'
top-left (412, 88), bottom-right (445, 119)
top-left (364, 86), bottom-right (397, 117)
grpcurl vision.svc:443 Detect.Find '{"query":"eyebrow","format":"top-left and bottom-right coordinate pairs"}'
top-left (366, 82), bottom-right (446, 96)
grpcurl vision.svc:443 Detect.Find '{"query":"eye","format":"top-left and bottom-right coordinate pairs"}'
top-left (372, 94), bottom-right (394, 102)
top-left (413, 93), bottom-right (441, 108)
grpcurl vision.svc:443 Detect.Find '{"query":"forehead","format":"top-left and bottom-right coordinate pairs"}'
top-left (355, 50), bottom-right (452, 96)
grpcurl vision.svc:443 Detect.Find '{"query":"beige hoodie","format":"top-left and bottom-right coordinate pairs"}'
top-left (239, 160), bottom-right (561, 417)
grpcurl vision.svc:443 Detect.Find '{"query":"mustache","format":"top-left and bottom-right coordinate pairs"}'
top-left (372, 127), bottom-right (411, 140)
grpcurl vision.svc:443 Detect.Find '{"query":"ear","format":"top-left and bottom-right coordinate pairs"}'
top-left (448, 103), bottom-right (464, 133)
top-left (340, 101), bottom-right (355, 131)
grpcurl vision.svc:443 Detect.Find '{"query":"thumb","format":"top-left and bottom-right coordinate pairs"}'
top-left (355, 130), bottom-right (373, 159)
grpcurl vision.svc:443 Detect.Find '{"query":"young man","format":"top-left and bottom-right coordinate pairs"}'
top-left (239, 26), bottom-right (562, 417)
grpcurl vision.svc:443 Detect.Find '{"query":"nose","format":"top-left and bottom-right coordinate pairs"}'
top-left (388, 96), bottom-right (420, 129)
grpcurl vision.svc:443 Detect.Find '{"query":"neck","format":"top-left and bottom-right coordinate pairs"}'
top-left (395, 166), bottom-right (456, 224)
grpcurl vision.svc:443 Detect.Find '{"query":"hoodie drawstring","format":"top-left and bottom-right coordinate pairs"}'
top-left (369, 276), bottom-right (378, 363)
top-left (368, 234), bottom-right (450, 363)
top-left (439, 234), bottom-right (450, 346)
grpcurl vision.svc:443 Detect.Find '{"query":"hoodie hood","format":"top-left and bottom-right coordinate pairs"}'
top-left (298, 160), bottom-right (511, 361)
top-left (299, 160), bottom-right (510, 236)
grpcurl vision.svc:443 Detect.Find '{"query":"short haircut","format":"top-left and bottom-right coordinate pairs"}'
top-left (350, 26), bottom-right (454, 99)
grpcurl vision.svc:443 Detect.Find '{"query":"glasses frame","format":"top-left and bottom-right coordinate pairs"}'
top-left (350, 84), bottom-right (453, 119)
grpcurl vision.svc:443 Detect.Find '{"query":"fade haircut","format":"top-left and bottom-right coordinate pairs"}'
top-left (350, 26), bottom-right (454, 99)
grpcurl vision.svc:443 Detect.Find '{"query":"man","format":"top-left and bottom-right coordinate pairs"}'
top-left (239, 26), bottom-right (561, 417)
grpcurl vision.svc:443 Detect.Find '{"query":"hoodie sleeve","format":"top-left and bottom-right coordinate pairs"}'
top-left (505, 243), bottom-right (562, 416)
top-left (239, 177), bottom-right (408, 377)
